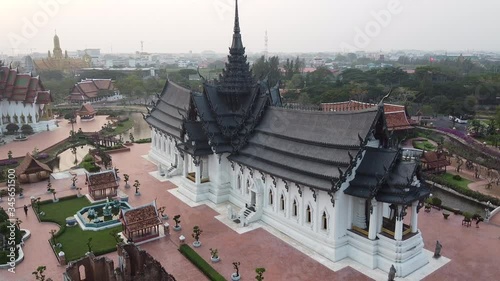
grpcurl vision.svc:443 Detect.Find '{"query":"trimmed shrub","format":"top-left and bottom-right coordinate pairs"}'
top-left (6, 123), bottom-right (19, 134)
top-left (21, 124), bottom-right (34, 134)
top-left (431, 197), bottom-right (442, 207)
top-left (134, 138), bottom-right (152, 144)
top-left (452, 174), bottom-right (462, 181)
top-left (178, 244), bottom-right (226, 281)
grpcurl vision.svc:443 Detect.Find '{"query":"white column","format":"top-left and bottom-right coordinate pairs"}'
top-left (195, 162), bottom-right (201, 185)
top-left (394, 205), bottom-right (403, 241)
top-left (411, 201), bottom-right (418, 233)
top-left (182, 155), bottom-right (188, 177)
top-left (377, 201), bottom-right (384, 234)
top-left (368, 199), bottom-right (378, 240)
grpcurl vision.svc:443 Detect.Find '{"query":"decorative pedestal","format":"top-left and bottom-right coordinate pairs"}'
top-left (179, 235), bottom-right (185, 244)
top-left (58, 251), bottom-right (66, 266)
top-left (163, 223), bottom-right (170, 236)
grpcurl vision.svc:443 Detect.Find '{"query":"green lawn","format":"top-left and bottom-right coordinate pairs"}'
top-left (102, 119), bottom-right (134, 137)
top-left (412, 139), bottom-right (436, 151)
top-left (38, 196), bottom-right (122, 261)
top-left (437, 173), bottom-right (473, 189)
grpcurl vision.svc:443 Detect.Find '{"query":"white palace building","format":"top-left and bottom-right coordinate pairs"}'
top-left (145, 2), bottom-right (432, 277)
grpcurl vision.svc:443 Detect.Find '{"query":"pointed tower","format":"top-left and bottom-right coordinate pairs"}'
top-left (53, 32), bottom-right (63, 59)
top-left (217, 0), bottom-right (254, 111)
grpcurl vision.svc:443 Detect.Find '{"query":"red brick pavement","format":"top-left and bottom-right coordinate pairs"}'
top-left (1, 144), bottom-right (499, 280)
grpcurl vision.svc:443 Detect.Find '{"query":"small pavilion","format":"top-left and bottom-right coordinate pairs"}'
top-left (119, 201), bottom-right (162, 242)
top-left (421, 151), bottom-right (450, 173)
top-left (15, 153), bottom-right (52, 183)
top-left (86, 169), bottom-right (118, 200)
top-left (76, 103), bottom-right (97, 121)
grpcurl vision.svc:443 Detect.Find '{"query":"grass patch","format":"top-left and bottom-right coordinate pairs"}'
top-left (38, 196), bottom-right (122, 261)
top-left (179, 244), bottom-right (226, 281)
top-left (412, 139), bottom-right (436, 151)
top-left (437, 173), bottom-right (473, 189)
top-left (102, 119), bottom-right (134, 137)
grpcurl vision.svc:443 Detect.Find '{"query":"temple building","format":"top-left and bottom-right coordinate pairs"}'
top-left (145, 1), bottom-right (430, 277)
top-left (321, 100), bottom-right (414, 132)
top-left (0, 63), bottom-right (54, 134)
top-left (68, 79), bottom-right (120, 104)
top-left (86, 169), bottom-right (118, 201)
top-left (119, 201), bottom-right (162, 243)
top-left (76, 103), bottom-right (97, 121)
top-left (34, 33), bottom-right (91, 72)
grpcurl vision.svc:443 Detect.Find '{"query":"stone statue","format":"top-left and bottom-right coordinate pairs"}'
top-left (388, 264), bottom-right (396, 281)
top-left (434, 240), bottom-right (442, 258)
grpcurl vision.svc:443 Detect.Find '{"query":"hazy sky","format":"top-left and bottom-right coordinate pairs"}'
top-left (2, 0), bottom-right (500, 55)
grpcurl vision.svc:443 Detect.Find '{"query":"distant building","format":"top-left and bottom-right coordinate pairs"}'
top-left (34, 33), bottom-right (91, 72)
top-left (68, 79), bottom-right (120, 104)
top-left (321, 100), bottom-right (414, 132)
top-left (0, 64), bottom-right (54, 133)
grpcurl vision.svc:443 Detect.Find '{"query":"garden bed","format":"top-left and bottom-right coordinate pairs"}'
top-left (37, 196), bottom-right (122, 261)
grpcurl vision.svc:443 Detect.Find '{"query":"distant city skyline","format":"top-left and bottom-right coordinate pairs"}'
top-left (2, 0), bottom-right (500, 56)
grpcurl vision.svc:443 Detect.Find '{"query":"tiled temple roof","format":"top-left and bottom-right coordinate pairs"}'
top-left (0, 66), bottom-right (52, 104)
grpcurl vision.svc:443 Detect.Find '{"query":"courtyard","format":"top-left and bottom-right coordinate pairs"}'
top-left (0, 143), bottom-right (498, 280)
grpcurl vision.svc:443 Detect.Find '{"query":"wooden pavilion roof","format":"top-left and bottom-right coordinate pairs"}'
top-left (15, 153), bottom-right (52, 176)
top-left (120, 201), bottom-right (162, 232)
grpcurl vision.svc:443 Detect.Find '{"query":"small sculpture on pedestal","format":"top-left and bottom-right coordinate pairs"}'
top-left (388, 264), bottom-right (396, 281)
top-left (434, 240), bottom-right (442, 258)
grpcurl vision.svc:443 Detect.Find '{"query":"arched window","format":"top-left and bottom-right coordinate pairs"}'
top-left (293, 199), bottom-right (298, 217)
top-left (280, 194), bottom-right (285, 211)
top-left (246, 179), bottom-right (250, 194)
top-left (269, 189), bottom-right (273, 205)
top-left (322, 211), bottom-right (328, 230)
top-left (237, 175), bottom-right (241, 189)
top-left (79, 265), bottom-right (86, 280)
top-left (306, 205), bottom-right (312, 223)
top-left (168, 141), bottom-right (171, 155)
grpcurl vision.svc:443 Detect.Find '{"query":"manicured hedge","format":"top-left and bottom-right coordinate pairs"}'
top-left (178, 244), bottom-right (226, 281)
top-left (425, 173), bottom-right (500, 206)
top-left (134, 138), bottom-right (151, 144)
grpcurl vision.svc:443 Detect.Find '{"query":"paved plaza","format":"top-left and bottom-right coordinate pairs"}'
top-left (1, 143), bottom-right (499, 281)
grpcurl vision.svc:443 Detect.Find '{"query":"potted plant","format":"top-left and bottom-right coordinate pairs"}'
top-left (76, 187), bottom-right (83, 198)
top-left (158, 206), bottom-right (168, 220)
top-left (231, 262), bottom-right (241, 281)
top-left (51, 190), bottom-right (58, 202)
top-left (255, 267), bottom-right (266, 281)
top-left (442, 210), bottom-right (450, 219)
top-left (192, 225), bottom-right (203, 247)
top-left (70, 174), bottom-right (77, 189)
top-left (47, 178), bottom-right (52, 193)
top-left (210, 248), bottom-right (220, 263)
top-left (86, 238), bottom-right (93, 254)
top-left (462, 211), bottom-right (473, 227)
top-left (123, 174), bottom-right (130, 188)
top-left (18, 187), bottom-right (24, 198)
top-left (133, 180), bottom-right (140, 196)
top-left (173, 215), bottom-right (181, 231)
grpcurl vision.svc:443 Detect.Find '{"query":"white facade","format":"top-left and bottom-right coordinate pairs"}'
top-left (149, 134), bottom-right (429, 277)
top-left (0, 100), bottom-right (56, 134)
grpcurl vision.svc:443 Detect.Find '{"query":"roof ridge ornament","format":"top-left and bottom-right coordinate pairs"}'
top-left (378, 88), bottom-right (393, 107)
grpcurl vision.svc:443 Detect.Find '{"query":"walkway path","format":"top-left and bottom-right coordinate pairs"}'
top-left (0, 116), bottom-right (108, 159)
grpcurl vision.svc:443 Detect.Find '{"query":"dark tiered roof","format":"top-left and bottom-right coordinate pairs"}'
top-left (184, 0), bottom-right (281, 154)
top-left (229, 107), bottom-right (381, 191)
top-left (145, 80), bottom-right (191, 140)
top-left (344, 147), bottom-right (431, 204)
